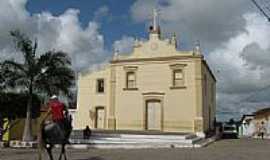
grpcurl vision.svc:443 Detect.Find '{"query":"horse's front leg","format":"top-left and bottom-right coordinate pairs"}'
top-left (46, 145), bottom-right (54, 160)
top-left (58, 151), bottom-right (62, 160)
top-left (58, 144), bottom-right (66, 160)
top-left (63, 144), bottom-right (67, 160)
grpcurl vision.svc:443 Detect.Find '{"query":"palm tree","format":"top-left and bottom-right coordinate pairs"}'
top-left (0, 64), bottom-right (4, 90)
top-left (1, 30), bottom-right (75, 141)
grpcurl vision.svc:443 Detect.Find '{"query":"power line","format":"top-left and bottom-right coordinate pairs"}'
top-left (244, 84), bottom-right (270, 103)
top-left (251, 0), bottom-right (270, 22)
top-left (251, 0), bottom-right (270, 21)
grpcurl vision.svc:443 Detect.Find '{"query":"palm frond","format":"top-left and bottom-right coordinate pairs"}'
top-left (2, 60), bottom-right (26, 73)
top-left (34, 66), bottom-right (74, 96)
top-left (1, 30), bottom-right (75, 141)
top-left (10, 30), bottom-right (36, 68)
top-left (2, 30), bottom-right (75, 98)
top-left (38, 51), bottom-right (71, 67)
top-left (2, 69), bottom-right (29, 89)
top-left (0, 63), bottom-right (5, 90)
top-left (34, 51), bottom-right (75, 96)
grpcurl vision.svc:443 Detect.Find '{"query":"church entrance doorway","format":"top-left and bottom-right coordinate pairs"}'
top-left (146, 100), bottom-right (161, 130)
top-left (95, 107), bottom-right (105, 129)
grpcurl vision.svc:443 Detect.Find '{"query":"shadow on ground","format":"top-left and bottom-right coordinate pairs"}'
top-left (75, 156), bottom-right (106, 160)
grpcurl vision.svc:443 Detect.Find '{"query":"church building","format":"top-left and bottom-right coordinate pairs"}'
top-left (74, 10), bottom-right (216, 137)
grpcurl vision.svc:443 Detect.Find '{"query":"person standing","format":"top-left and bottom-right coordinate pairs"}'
top-left (83, 125), bottom-right (92, 139)
top-left (259, 121), bottom-right (266, 139)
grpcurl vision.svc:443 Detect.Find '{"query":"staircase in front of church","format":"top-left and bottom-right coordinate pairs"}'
top-left (68, 130), bottom-right (214, 149)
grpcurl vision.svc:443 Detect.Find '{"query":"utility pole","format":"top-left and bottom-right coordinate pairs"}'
top-left (251, 0), bottom-right (270, 21)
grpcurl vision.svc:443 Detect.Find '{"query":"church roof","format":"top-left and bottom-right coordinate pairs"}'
top-left (253, 107), bottom-right (270, 119)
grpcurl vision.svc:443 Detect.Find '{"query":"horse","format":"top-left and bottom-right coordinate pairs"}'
top-left (39, 115), bottom-right (72, 160)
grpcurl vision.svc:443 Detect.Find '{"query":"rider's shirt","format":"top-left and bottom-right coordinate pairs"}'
top-left (49, 100), bottom-right (65, 122)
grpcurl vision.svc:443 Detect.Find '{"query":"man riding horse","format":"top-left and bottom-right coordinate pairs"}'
top-left (39, 95), bottom-right (72, 160)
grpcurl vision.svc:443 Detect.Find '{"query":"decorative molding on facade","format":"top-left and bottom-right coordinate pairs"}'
top-left (193, 40), bottom-right (201, 55)
top-left (142, 92), bottom-right (165, 96)
top-left (134, 38), bottom-right (142, 48)
top-left (170, 86), bottom-right (187, 90)
top-left (169, 63), bottom-right (187, 69)
top-left (123, 88), bottom-right (138, 91)
top-left (111, 55), bottom-right (203, 63)
top-left (170, 33), bottom-right (177, 49)
top-left (123, 66), bottom-right (138, 71)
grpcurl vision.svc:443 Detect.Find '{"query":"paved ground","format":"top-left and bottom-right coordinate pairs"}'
top-left (1, 138), bottom-right (270, 160)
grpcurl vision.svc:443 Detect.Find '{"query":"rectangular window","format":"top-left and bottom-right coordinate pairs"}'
top-left (173, 69), bottom-right (184, 87)
top-left (127, 72), bottom-right (136, 89)
top-left (96, 79), bottom-right (104, 93)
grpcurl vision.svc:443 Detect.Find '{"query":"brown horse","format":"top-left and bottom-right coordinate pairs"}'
top-left (39, 115), bottom-right (72, 160)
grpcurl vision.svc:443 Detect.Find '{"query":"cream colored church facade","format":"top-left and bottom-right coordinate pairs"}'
top-left (74, 14), bottom-right (216, 136)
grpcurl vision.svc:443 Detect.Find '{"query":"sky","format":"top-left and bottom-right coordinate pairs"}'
top-left (1, 0), bottom-right (270, 121)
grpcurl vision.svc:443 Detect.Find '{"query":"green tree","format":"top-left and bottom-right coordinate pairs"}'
top-left (0, 63), bottom-right (4, 90)
top-left (1, 30), bottom-right (75, 141)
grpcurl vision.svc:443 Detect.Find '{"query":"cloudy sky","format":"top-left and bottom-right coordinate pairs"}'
top-left (1, 0), bottom-right (270, 121)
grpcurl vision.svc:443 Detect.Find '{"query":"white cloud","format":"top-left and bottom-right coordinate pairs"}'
top-left (113, 36), bottom-right (135, 54)
top-left (0, 0), bottom-right (109, 71)
top-left (130, 0), bottom-right (250, 50)
top-left (206, 13), bottom-right (270, 120)
top-left (2, 0), bottom-right (270, 120)
top-left (130, 0), bottom-right (270, 120)
top-left (94, 6), bottom-right (110, 21)
top-left (208, 13), bottom-right (270, 94)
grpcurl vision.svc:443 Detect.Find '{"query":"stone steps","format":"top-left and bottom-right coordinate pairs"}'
top-left (109, 133), bottom-right (195, 139)
top-left (70, 130), bottom-right (195, 139)
top-left (68, 130), bottom-right (204, 148)
top-left (4, 130), bottom-right (215, 149)
top-left (70, 136), bottom-right (202, 144)
top-left (65, 143), bottom-right (194, 149)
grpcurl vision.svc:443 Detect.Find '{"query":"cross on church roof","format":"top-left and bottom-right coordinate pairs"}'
top-left (149, 8), bottom-right (161, 34)
top-left (153, 8), bottom-right (159, 31)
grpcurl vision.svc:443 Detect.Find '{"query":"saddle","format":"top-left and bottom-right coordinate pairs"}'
top-left (42, 116), bottom-right (72, 144)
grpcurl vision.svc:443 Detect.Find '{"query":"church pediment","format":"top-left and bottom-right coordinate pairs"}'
top-left (112, 9), bottom-right (200, 61)
top-left (131, 36), bottom-right (179, 58)
top-left (113, 36), bottom-right (194, 61)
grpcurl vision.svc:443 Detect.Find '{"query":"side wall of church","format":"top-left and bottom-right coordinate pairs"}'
top-left (74, 68), bottom-right (110, 129)
top-left (201, 61), bottom-right (216, 132)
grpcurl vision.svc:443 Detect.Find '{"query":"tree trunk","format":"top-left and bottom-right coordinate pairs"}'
top-left (22, 91), bottom-right (33, 141)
